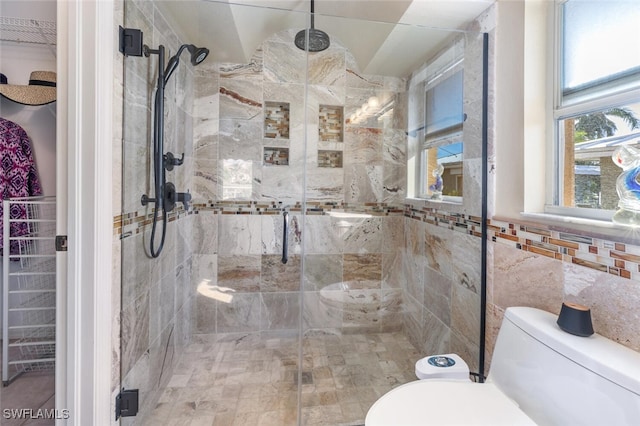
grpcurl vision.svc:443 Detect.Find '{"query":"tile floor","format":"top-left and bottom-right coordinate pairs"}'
top-left (145, 331), bottom-right (421, 425)
top-left (0, 341), bottom-right (55, 426)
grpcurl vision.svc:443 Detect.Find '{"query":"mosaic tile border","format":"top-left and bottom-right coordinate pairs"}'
top-left (404, 205), bottom-right (640, 282)
top-left (113, 207), bottom-right (192, 238)
top-left (115, 201), bottom-right (640, 282)
top-left (488, 218), bottom-right (640, 281)
top-left (114, 202), bottom-right (405, 238)
top-left (403, 205), bottom-right (483, 237)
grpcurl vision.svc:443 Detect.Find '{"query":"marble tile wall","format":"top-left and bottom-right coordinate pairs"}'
top-left (400, 27), bottom-right (488, 372)
top-left (485, 218), bottom-right (640, 372)
top-left (113, 1), bottom-right (197, 424)
top-left (193, 29), bottom-right (407, 206)
top-left (402, 207), bottom-right (482, 372)
top-left (403, 205), bottom-right (640, 374)
top-left (191, 203), bottom-right (405, 336)
top-left (190, 28), bottom-right (409, 338)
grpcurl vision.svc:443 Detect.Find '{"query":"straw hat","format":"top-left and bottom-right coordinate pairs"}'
top-left (0, 71), bottom-right (56, 105)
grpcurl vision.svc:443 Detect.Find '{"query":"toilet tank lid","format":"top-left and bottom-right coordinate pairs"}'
top-left (504, 307), bottom-right (640, 397)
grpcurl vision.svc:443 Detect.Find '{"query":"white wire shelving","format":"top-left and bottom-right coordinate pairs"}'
top-left (2, 196), bottom-right (56, 385)
top-left (0, 16), bottom-right (56, 57)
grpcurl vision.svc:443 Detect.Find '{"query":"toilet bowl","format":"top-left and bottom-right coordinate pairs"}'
top-left (366, 380), bottom-right (535, 425)
top-left (366, 307), bottom-right (640, 425)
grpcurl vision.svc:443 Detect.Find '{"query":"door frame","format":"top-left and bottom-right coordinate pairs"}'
top-left (57, 0), bottom-right (114, 424)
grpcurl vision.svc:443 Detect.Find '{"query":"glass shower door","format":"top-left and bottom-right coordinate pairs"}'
top-left (299, 13), bottom-right (487, 424)
top-left (118, 2), bottom-right (310, 424)
top-left (117, 1), bottom-right (487, 425)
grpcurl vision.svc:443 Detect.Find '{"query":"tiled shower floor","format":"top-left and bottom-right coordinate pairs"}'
top-left (146, 331), bottom-right (421, 425)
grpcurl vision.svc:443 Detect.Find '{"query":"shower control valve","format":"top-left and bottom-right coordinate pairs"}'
top-left (164, 152), bottom-right (184, 171)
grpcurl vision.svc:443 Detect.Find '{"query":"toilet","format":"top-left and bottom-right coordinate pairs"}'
top-left (366, 307), bottom-right (640, 425)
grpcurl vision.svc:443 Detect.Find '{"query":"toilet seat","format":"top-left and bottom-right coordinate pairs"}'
top-left (365, 380), bottom-right (537, 425)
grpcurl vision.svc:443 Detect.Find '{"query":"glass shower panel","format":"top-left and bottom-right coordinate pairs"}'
top-left (300, 13), bottom-right (486, 424)
top-left (119, 1), bottom-right (486, 425)
top-left (119, 2), bottom-right (309, 424)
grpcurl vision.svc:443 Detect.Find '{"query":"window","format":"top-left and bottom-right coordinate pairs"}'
top-left (418, 63), bottom-right (464, 200)
top-left (552, 0), bottom-right (640, 219)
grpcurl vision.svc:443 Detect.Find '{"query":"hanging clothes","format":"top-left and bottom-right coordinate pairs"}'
top-left (0, 117), bottom-right (43, 256)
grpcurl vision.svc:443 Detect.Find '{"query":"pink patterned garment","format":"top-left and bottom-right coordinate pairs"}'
top-left (0, 117), bottom-right (43, 256)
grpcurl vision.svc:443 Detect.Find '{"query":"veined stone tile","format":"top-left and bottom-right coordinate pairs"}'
top-left (424, 223), bottom-right (454, 280)
top-left (218, 215), bottom-right (262, 255)
top-left (343, 216), bottom-right (383, 254)
top-left (193, 157), bottom-right (218, 203)
top-left (261, 292), bottom-right (301, 331)
top-left (451, 284), bottom-right (481, 347)
top-left (423, 266), bottom-right (452, 326)
top-left (217, 254), bottom-right (261, 292)
top-left (452, 231), bottom-right (481, 293)
top-left (219, 77), bottom-right (262, 120)
top-left (492, 242), bottom-right (563, 313)
top-left (343, 254), bottom-right (382, 286)
top-left (344, 127), bottom-right (383, 166)
top-left (304, 167), bottom-right (345, 201)
top-left (304, 215), bottom-right (344, 254)
top-left (219, 118), bottom-right (262, 161)
top-left (121, 290), bottom-right (150, 378)
top-left (261, 254), bottom-right (302, 292)
top-left (192, 211), bottom-right (218, 255)
top-left (421, 308), bottom-right (450, 356)
top-left (263, 40), bottom-right (306, 84)
top-left (304, 254), bottom-right (343, 291)
top-left (382, 250), bottom-right (404, 289)
top-left (307, 46), bottom-right (346, 86)
top-left (262, 213), bottom-right (302, 255)
top-left (216, 293), bottom-right (261, 333)
top-left (345, 164), bottom-right (383, 203)
top-left (341, 289), bottom-right (382, 329)
top-left (563, 263), bottom-right (640, 352)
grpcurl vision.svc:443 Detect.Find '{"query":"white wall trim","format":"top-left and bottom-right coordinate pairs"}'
top-left (58, 0), bottom-right (114, 424)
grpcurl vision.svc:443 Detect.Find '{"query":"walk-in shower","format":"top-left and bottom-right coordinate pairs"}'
top-left (119, 1), bottom-right (489, 424)
top-left (141, 42), bottom-right (209, 257)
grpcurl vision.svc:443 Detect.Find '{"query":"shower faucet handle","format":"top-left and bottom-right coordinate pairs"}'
top-left (164, 152), bottom-right (184, 171)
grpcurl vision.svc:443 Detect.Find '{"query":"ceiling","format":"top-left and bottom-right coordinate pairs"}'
top-left (156, 0), bottom-right (494, 78)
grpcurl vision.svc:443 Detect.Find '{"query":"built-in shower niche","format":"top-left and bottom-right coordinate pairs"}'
top-left (264, 147), bottom-right (289, 166)
top-left (264, 101), bottom-right (290, 139)
top-left (318, 150), bottom-right (343, 168)
top-left (319, 105), bottom-right (343, 142)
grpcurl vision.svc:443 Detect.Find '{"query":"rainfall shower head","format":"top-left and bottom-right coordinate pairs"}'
top-left (295, 0), bottom-right (330, 52)
top-left (163, 44), bottom-right (210, 85)
top-left (295, 28), bottom-right (330, 52)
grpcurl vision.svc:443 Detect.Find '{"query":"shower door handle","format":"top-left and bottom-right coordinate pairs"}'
top-left (281, 211), bottom-right (289, 264)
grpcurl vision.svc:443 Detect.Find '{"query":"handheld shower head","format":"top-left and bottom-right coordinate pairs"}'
top-left (163, 44), bottom-right (210, 86)
top-left (186, 45), bottom-right (209, 65)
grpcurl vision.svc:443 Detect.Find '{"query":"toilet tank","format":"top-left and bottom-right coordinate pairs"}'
top-left (488, 307), bottom-right (640, 425)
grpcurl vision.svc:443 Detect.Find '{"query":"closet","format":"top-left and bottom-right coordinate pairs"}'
top-left (0, 1), bottom-right (57, 412)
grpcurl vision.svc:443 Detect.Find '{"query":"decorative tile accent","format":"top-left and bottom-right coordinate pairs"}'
top-left (264, 147), bottom-right (289, 165)
top-left (404, 204), bottom-right (640, 283)
top-left (264, 101), bottom-right (290, 139)
top-left (319, 105), bottom-right (344, 142)
top-left (318, 150), bottom-right (343, 168)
